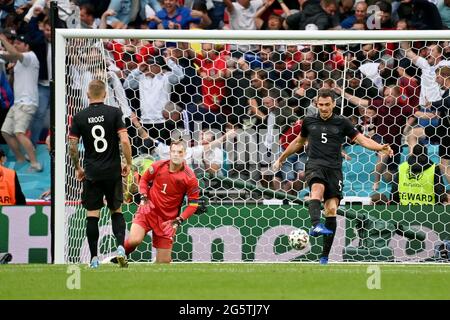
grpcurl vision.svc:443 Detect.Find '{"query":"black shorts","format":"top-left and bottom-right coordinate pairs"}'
top-left (305, 166), bottom-right (343, 201)
top-left (82, 177), bottom-right (123, 211)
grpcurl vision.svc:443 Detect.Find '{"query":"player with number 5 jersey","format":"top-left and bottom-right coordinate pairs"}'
top-left (273, 89), bottom-right (393, 265)
top-left (69, 79), bottom-right (132, 269)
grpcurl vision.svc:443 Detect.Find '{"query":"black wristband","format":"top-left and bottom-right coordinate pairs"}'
top-left (174, 216), bottom-right (184, 226)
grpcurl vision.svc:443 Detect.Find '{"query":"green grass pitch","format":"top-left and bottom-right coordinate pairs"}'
top-left (1, 263), bottom-right (449, 299)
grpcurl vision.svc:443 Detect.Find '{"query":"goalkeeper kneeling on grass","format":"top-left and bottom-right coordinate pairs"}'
top-left (120, 140), bottom-right (203, 263)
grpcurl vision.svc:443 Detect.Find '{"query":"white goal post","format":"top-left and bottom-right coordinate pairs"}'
top-left (55, 29), bottom-right (450, 264)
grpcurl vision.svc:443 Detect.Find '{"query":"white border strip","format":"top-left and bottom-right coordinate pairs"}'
top-left (55, 29), bottom-right (450, 41)
top-left (54, 31), bottom-right (67, 264)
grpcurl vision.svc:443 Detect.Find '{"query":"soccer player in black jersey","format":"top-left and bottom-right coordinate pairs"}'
top-left (69, 80), bottom-right (132, 268)
top-left (273, 89), bottom-right (393, 264)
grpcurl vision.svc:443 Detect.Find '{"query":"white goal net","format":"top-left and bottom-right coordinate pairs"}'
top-left (55, 30), bottom-right (450, 264)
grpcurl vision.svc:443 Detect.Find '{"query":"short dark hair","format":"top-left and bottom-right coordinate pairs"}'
top-left (317, 88), bottom-right (335, 101)
top-left (376, 0), bottom-right (392, 13)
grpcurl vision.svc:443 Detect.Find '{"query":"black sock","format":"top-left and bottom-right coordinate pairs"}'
top-left (308, 199), bottom-right (322, 227)
top-left (111, 212), bottom-right (126, 247)
top-left (86, 217), bottom-right (99, 259)
top-left (322, 216), bottom-right (337, 258)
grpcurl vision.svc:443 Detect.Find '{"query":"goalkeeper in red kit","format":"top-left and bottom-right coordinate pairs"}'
top-left (124, 140), bottom-right (200, 263)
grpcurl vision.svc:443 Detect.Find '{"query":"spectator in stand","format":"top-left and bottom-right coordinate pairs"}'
top-left (189, 1), bottom-right (212, 29)
top-left (99, 8), bottom-right (130, 29)
top-left (139, 0), bottom-right (162, 22)
top-left (123, 52), bottom-right (184, 144)
top-left (189, 43), bottom-right (229, 132)
top-left (224, 0), bottom-right (264, 30)
top-left (106, 0), bottom-right (133, 26)
top-left (272, 99), bottom-right (307, 194)
top-left (400, 42), bottom-right (450, 107)
top-left (27, 8), bottom-right (52, 146)
top-left (148, 0), bottom-right (203, 29)
top-left (373, 0), bottom-right (395, 30)
top-left (254, 0), bottom-right (291, 30)
top-left (358, 55), bottom-right (398, 95)
top-left (165, 43), bottom-right (201, 111)
top-left (401, 41), bottom-right (450, 153)
top-left (284, 0), bottom-right (339, 30)
top-left (76, 0), bottom-right (110, 19)
top-left (409, 66), bottom-right (450, 186)
top-left (397, 0), bottom-right (443, 30)
top-left (240, 45), bottom-right (277, 71)
top-left (0, 33), bottom-right (42, 172)
top-left (356, 106), bottom-right (378, 139)
top-left (396, 19), bottom-right (409, 30)
top-left (243, 69), bottom-right (273, 129)
top-left (340, 0), bottom-right (367, 29)
top-left (223, 0), bottom-right (265, 54)
top-left (336, 0), bottom-right (354, 22)
top-left (79, 3), bottom-right (100, 29)
top-left (336, 85), bottom-right (415, 191)
top-left (437, 0), bottom-right (450, 29)
top-left (205, 0), bottom-right (226, 30)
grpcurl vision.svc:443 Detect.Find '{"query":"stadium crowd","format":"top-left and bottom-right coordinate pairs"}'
top-left (0, 0), bottom-right (449, 204)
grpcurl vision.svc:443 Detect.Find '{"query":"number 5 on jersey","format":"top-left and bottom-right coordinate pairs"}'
top-left (321, 133), bottom-right (327, 144)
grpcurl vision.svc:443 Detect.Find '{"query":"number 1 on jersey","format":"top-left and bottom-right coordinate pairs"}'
top-left (161, 183), bottom-right (167, 194)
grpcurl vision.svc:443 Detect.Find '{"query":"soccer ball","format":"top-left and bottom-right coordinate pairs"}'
top-left (288, 229), bottom-right (309, 250)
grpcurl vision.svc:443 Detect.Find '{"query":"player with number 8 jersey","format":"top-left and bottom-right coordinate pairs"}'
top-left (69, 80), bottom-right (132, 269)
top-left (69, 104), bottom-right (126, 181)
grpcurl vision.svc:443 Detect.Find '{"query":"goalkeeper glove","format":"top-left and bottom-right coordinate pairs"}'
top-left (162, 217), bottom-right (183, 237)
top-left (140, 193), bottom-right (154, 207)
top-left (138, 194), bottom-right (154, 214)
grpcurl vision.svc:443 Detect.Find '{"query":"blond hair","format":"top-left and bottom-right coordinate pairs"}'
top-left (88, 79), bottom-right (106, 99)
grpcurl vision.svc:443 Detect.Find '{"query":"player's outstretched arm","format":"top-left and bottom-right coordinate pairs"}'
top-left (272, 135), bottom-right (307, 171)
top-left (354, 133), bottom-right (393, 157)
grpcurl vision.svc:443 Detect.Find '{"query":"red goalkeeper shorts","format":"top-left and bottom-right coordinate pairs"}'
top-left (132, 204), bottom-right (173, 249)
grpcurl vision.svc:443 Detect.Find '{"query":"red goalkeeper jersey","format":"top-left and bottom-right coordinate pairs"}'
top-left (139, 160), bottom-right (200, 220)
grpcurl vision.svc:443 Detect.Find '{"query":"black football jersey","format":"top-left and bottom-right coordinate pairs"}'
top-left (69, 103), bottom-right (126, 180)
top-left (301, 113), bottom-right (358, 169)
